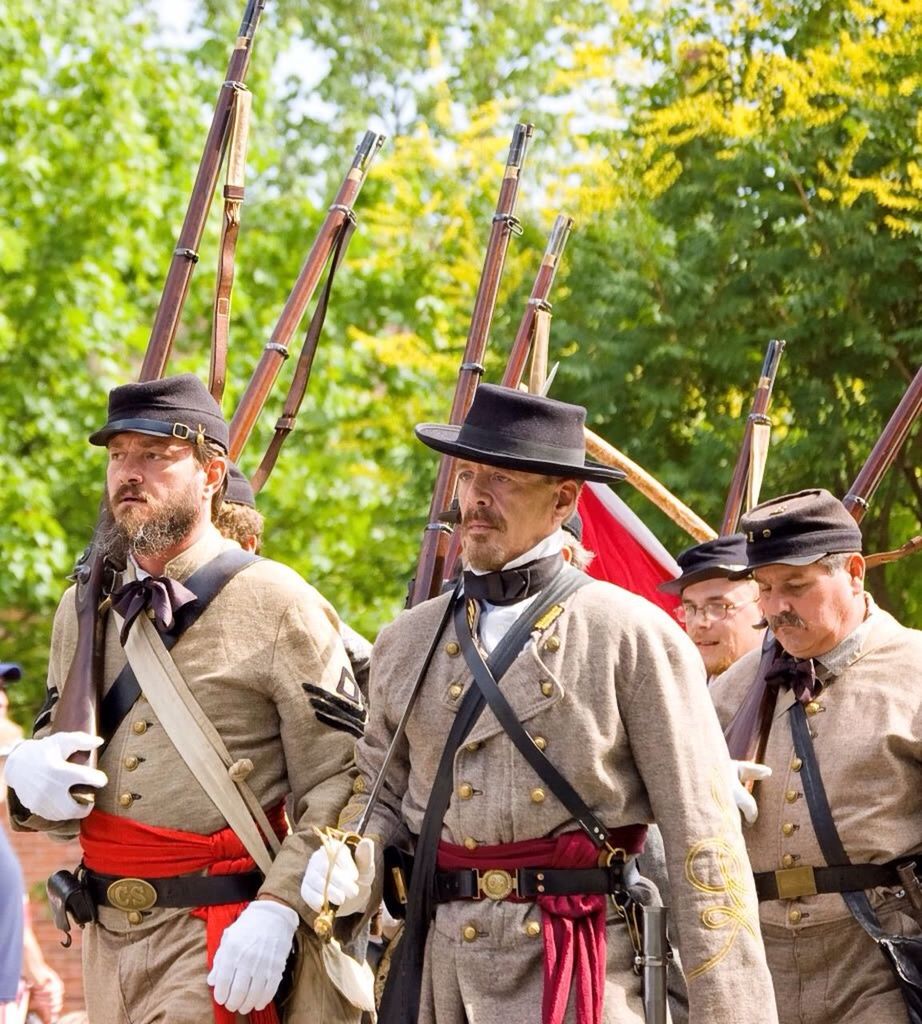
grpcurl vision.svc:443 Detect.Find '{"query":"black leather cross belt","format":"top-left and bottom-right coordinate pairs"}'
top-left (753, 861), bottom-right (909, 902)
top-left (434, 862), bottom-right (631, 903)
top-left (85, 869), bottom-right (263, 912)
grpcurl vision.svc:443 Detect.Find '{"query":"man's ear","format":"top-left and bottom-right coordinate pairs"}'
top-left (204, 455), bottom-right (228, 495)
top-left (846, 552), bottom-right (866, 592)
top-left (554, 479), bottom-right (581, 522)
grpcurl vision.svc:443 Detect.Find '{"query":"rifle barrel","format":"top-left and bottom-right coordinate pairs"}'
top-left (141, 0), bottom-right (266, 381)
top-left (228, 130), bottom-right (385, 460)
top-left (409, 123), bottom-right (534, 606)
top-left (843, 366), bottom-right (922, 523)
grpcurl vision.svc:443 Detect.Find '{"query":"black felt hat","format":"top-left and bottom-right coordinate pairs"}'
top-left (89, 374), bottom-right (229, 452)
top-left (731, 488), bottom-right (863, 576)
top-left (0, 663), bottom-right (21, 687)
top-left (658, 534), bottom-right (750, 594)
top-left (224, 462), bottom-right (256, 508)
top-left (415, 385), bottom-right (625, 483)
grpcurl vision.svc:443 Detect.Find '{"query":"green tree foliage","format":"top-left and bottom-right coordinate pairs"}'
top-left (1, 0), bottom-right (920, 723)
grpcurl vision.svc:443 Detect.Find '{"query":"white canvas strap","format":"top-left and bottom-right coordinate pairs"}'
top-left (117, 611), bottom-right (281, 875)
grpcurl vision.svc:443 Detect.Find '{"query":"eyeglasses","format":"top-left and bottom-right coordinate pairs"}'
top-left (676, 599), bottom-right (757, 624)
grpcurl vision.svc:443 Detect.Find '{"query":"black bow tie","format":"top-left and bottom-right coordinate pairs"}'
top-left (764, 641), bottom-right (820, 704)
top-left (462, 553), bottom-right (563, 607)
top-left (111, 575), bottom-right (197, 645)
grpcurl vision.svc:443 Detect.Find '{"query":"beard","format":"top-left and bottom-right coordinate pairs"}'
top-left (101, 480), bottom-right (201, 560)
top-left (460, 508), bottom-right (508, 571)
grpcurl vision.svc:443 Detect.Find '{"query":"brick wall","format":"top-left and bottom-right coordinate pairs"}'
top-left (3, 820), bottom-right (85, 1015)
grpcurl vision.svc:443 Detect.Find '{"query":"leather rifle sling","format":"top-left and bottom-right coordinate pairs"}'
top-left (378, 565), bottom-right (590, 1024)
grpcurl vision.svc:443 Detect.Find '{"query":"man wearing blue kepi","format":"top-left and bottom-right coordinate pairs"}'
top-left (302, 384), bottom-right (778, 1023)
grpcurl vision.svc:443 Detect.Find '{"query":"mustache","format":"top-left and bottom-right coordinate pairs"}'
top-left (113, 484), bottom-right (148, 504)
top-left (768, 611), bottom-right (806, 631)
top-left (461, 510), bottom-right (505, 530)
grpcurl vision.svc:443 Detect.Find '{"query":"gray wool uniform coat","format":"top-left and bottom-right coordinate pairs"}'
top-left (710, 602), bottom-right (922, 1024)
top-left (10, 525), bottom-right (364, 1024)
top-left (342, 579), bottom-right (778, 1024)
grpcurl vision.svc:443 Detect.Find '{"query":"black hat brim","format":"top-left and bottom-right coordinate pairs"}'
top-left (415, 423), bottom-right (625, 484)
top-left (658, 564), bottom-right (751, 594)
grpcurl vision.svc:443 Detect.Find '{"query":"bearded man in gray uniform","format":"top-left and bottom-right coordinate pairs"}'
top-left (302, 385), bottom-right (777, 1024)
top-left (6, 374), bottom-right (364, 1024)
top-left (711, 488), bottom-right (922, 1024)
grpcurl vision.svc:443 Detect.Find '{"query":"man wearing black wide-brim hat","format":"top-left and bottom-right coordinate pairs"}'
top-left (302, 385), bottom-right (777, 1023)
top-left (710, 488), bottom-right (922, 1024)
top-left (6, 374), bottom-right (365, 1023)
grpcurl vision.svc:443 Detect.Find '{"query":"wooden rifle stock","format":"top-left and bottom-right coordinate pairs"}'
top-left (141, 0), bottom-right (266, 381)
top-left (228, 130), bottom-right (385, 460)
top-left (843, 366), bottom-right (922, 524)
top-left (501, 214), bottom-right (573, 389)
top-left (408, 122), bottom-right (534, 607)
top-left (719, 338), bottom-right (786, 535)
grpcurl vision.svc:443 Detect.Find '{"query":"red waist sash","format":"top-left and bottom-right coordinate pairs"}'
top-left (437, 826), bottom-right (647, 1024)
top-left (81, 805), bottom-right (288, 1024)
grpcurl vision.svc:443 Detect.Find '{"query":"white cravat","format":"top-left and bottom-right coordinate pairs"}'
top-left (467, 529), bottom-right (566, 655)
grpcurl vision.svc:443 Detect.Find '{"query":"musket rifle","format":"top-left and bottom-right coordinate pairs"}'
top-left (228, 130), bottom-right (385, 461)
top-left (408, 123), bottom-right (535, 607)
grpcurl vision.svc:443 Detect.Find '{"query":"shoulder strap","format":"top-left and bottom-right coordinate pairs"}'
top-left (454, 585), bottom-right (608, 848)
top-left (99, 548), bottom-right (260, 743)
top-left (379, 565), bottom-right (590, 1024)
top-left (118, 610), bottom-right (279, 875)
top-left (789, 702), bottom-right (887, 939)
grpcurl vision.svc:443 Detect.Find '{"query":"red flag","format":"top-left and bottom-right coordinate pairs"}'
top-left (578, 483), bottom-right (680, 615)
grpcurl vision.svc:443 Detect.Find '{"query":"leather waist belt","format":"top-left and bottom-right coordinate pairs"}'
top-left (86, 869), bottom-right (263, 911)
top-left (434, 861), bottom-right (632, 903)
top-left (754, 862), bottom-right (907, 902)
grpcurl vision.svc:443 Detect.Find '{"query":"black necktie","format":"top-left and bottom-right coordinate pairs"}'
top-left (110, 575), bottom-right (197, 645)
top-left (462, 553), bottom-right (563, 606)
top-left (764, 641), bottom-right (819, 704)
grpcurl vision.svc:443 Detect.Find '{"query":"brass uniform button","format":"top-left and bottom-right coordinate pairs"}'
top-left (445, 641), bottom-right (461, 657)
top-left (791, 757), bottom-right (803, 772)
top-left (448, 684), bottom-right (463, 700)
top-left (524, 920), bottom-right (541, 938)
top-left (458, 783), bottom-right (474, 800)
top-left (119, 793), bottom-right (135, 808)
top-left (788, 908), bottom-right (802, 925)
top-left (785, 790), bottom-right (799, 803)
top-left (805, 701), bottom-right (821, 716)
top-left (465, 742), bottom-right (481, 753)
top-left (544, 636), bottom-right (561, 652)
top-left (463, 837), bottom-right (478, 851)
top-left (532, 736), bottom-right (547, 751)
top-left (124, 756), bottom-right (140, 771)
top-left (127, 910), bottom-right (143, 925)
top-left (540, 682), bottom-right (554, 697)
top-left (782, 822), bottom-right (796, 837)
top-left (530, 788), bottom-right (546, 804)
top-left (132, 720), bottom-right (148, 735)
top-left (781, 853), bottom-right (796, 869)
top-left (352, 775), bottom-right (366, 794)
top-left (462, 924), bottom-right (478, 942)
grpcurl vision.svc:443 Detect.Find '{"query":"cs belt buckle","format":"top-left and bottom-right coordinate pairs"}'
top-left (774, 866), bottom-right (817, 900)
top-left (106, 878), bottom-right (158, 913)
top-left (477, 869), bottom-right (516, 901)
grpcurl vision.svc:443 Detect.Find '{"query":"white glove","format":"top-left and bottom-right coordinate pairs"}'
top-left (726, 759), bottom-right (772, 825)
top-left (300, 836), bottom-right (375, 917)
top-left (208, 899), bottom-right (299, 1014)
top-left (5, 732), bottom-right (107, 820)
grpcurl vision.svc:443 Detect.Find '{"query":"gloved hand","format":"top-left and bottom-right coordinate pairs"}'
top-left (208, 899), bottom-right (299, 1014)
top-left (4, 732), bottom-right (107, 820)
top-left (726, 758), bottom-right (772, 825)
top-left (301, 836), bottom-right (375, 917)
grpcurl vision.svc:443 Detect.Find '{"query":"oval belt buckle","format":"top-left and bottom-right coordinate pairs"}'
top-left (479, 869), bottom-right (515, 901)
top-left (107, 878), bottom-right (158, 913)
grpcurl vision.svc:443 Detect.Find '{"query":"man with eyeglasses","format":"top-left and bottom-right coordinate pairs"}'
top-left (659, 534), bottom-right (765, 681)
